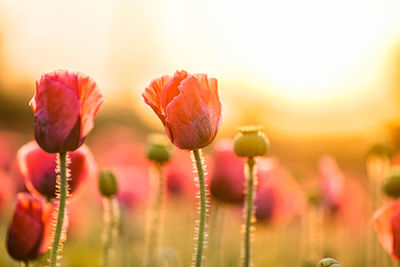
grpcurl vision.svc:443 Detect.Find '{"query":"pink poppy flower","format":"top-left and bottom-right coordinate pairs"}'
top-left (254, 158), bottom-right (306, 225)
top-left (318, 155), bottom-right (345, 213)
top-left (107, 164), bottom-right (149, 212)
top-left (30, 70), bottom-right (104, 153)
top-left (165, 149), bottom-right (196, 197)
top-left (143, 70), bottom-right (222, 150)
top-left (17, 141), bottom-right (97, 200)
top-left (373, 199), bottom-right (400, 260)
top-left (209, 139), bottom-right (245, 204)
top-left (318, 155), bottom-right (366, 220)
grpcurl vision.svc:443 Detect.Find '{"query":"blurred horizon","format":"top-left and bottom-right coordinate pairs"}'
top-left (0, 0), bottom-right (400, 147)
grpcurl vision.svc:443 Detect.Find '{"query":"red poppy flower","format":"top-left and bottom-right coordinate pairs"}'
top-left (143, 70), bottom-right (222, 150)
top-left (209, 139), bottom-right (245, 204)
top-left (373, 199), bottom-right (400, 260)
top-left (6, 193), bottom-right (68, 262)
top-left (17, 141), bottom-right (97, 200)
top-left (30, 70), bottom-right (104, 153)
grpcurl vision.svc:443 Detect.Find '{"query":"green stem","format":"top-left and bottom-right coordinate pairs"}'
top-left (192, 149), bottom-right (208, 267)
top-left (101, 197), bottom-right (113, 267)
top-left (242, 157), bottom-right (256, 267)
top-left (145, 163), bottom-right (165, 267)
top-left (210, 202), bottom-right (223, 267)
top-left (49, 152), bottom-right (68, 267)
top-left (101, 196), bottom-right (119, 267)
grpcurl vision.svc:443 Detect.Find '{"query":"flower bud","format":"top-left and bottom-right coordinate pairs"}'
top-left (318, 258), bottom-right (341, 267)
top-left (234, 126), bottom-right (269, 158)
top-left (383, 168), bottom-right (400, 198)
top-left (146, 134), bottom-right (171, 163)
top-left (98, 170), bottom-right (118, 197)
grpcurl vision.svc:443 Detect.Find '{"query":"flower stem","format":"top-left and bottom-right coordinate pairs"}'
top-left (49, 152), bottom-right (68, 267)
top-left (242, 157), bottom-right (256, 267)
top-left (101, 197), bottom-right (120, 267)
top-left (192, 149), bottom-right (208, 267)
top-left (145, 163), bottom-right (165, 267)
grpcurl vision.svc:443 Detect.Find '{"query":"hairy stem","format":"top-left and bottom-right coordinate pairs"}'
top-left (145, 163), bottom-right (165, 267)
top-left (192, 149), bottom-right (208, 267)
top-left (49, 152), bottom-right (68, 267)
top-left (242, 157), bottom-right (256, 267)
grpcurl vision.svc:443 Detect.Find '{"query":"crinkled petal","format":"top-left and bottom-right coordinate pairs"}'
top-left (164, 75), bottom-right (221, 149)
top-left (160, 70), bottom-right (188, 113)
top-left (143, 75), bottom-right (172, 124)
top-left (77, 73), bottom-right (105, 137)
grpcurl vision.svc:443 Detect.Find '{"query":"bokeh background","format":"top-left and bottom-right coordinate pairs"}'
top-left (1, 0), bottom-right (400, 266)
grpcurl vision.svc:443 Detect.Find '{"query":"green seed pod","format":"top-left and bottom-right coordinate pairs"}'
top-left (146, 134), bottom-right (171, 163)
top-left (98, 170), bottom-right (118, 197)
top-left (383, 168), bottom-right (400, 198)
top-left (318, 258), bottom-right (341, 267)
top-left (234, 126), bottom-right (269, 158)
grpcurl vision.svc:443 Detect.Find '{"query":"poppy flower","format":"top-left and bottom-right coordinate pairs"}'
top-left (209, 139), bottom-right (245, 204)
top-left (254, 158), bottom-right (306, 225)
top-left (6, 193), bottom-right (67, 262)
top-left (164, 149), bottom-right (197, 198)
top-left (106, 164), bottom-right (149, 212)
top-left (143, 70), bottom-right (222, 150)
top-left (373, 199), bottom-right (400, 260)
top-left (318, 155), bottom-right (345, 214)
top-left (30, 70), bottom-right (104, 153)
top-left (317, 155), bottom-right (366, 226)
top-left (17, 141), bottom-right (97, 200)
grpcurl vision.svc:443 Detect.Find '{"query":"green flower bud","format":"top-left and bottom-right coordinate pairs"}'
top-left (383, 167), bottom-right (400, 198)
top-left (98, 170), bottom-right (118, 197)
top-left (234, 126), bottom-right (269, 158)
top-left (318, 258), bottom-right (341, 267)
top-left (146, 134), bottom-right (171, 163)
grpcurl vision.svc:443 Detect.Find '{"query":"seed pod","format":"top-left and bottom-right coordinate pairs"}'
top-left (234, 126), bottom-right (269, 158)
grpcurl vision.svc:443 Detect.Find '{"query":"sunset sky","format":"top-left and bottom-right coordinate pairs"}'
top-left (1, 0), bottom-right (400, 136)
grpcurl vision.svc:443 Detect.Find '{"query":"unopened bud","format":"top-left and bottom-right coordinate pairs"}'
top-left (234, 126), bottom-right (269, 158)
top-left (98, 170), bottom-right (118, 197)
top-left (146, 134), bottom-right (171, 163)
